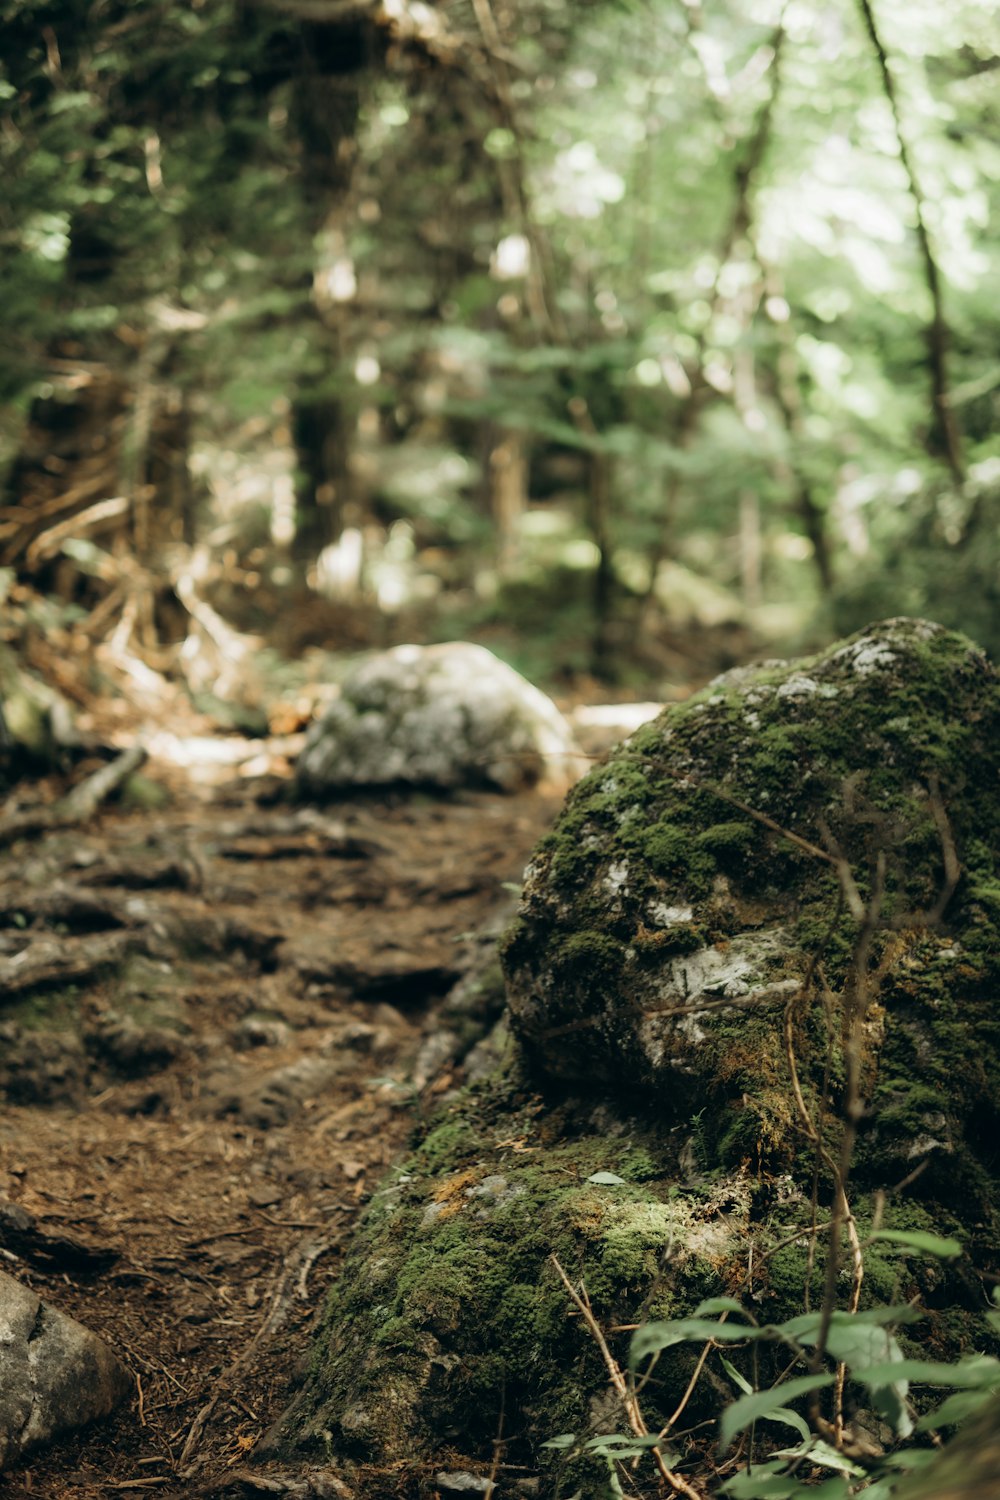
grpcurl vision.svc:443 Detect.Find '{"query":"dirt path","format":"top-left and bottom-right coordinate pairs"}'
top-left (0, 768), bottom-right (561, 1499)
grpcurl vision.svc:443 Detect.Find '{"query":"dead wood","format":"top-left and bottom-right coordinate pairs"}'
top-left (77, 855), bottom-right (203, 891)
top-left (0, 1198), bottom-right (121, 1275)
top-left (0, 930), bottom-right (135, 997)
top-left (0, 744), bottom-right (148, 848)
top-left (210, 812), bottom-right (384, 862)
top-left (0, 882), bottom-right (131, 932)
top-left (59, 743), bottom-right (148, 819)
top-left (25, 495), bottom-right (131, 569)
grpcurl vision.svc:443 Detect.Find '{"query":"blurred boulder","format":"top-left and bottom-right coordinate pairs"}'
top-left (296, 643), bottom-right (583, 795)
top-left (0, 1270), bottom-right (132, 1469)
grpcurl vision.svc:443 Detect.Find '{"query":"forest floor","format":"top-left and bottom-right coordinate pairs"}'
top-left (0, 742), bottom-right (567, 1500)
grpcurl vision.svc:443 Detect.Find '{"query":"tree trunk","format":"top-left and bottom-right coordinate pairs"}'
top-left (588, 448), bottom-right (614, 679)
top-left (486, 428), bottom-right (527, 574)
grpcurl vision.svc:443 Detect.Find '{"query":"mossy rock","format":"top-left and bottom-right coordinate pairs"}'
top-left (275, 1077), bottom-right (986, 1495)
top-left (503, 618), bottom-right (1000, 1215)
top-left (280, 620), bottom-right (1000, 1493)
top-left (270, 1083), bottom-right (746, 1482)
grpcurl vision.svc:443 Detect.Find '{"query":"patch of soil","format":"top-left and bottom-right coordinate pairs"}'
top-left (0, 766), bottom-right (561, 1498)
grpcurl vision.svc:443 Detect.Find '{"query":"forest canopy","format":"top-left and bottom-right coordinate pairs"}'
top-left (1, 0), bottom-right (999, 687)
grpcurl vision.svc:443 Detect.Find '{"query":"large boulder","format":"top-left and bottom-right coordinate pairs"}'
top-left (503, 617), bottom-right (1000, 1203)
top-left (295, 643), bottom-right (583, 795)
top-left (0, 1271), bottom-right (132, 1469)
top-left (276, 620), bottom-right (1000, 1494)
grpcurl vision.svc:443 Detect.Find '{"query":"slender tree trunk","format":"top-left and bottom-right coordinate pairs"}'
top-left (856, 0), bottom-right (965, 483)
top-left (291, 391), bottom-right (352, 563)
top-left (486, 429), bottom-right (527, 574)
top-left (588, 449), bottom-right (615, 679)
top-left (739, 490), bottom-right (762, 610)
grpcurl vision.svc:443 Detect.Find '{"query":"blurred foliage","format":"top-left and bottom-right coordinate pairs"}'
top-left (832, 459), bottom-right (1000, 656)
top-left (1, 0), bottom-right (999, 680)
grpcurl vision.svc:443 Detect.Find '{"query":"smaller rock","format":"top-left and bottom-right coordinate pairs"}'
top-left (86, 1013), bottom-right (187, 1076)
top-left (434, 1473), bottom-right (495, 1495)
top-left (232, 1016), bottom-right (293, 1050)
top-left (0, 1270), bottom-right (132, 1469)
top-left (296, 642), bottom-right (584, 795)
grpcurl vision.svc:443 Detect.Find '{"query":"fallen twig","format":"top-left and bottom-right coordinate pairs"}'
top-left (550, 1254), bottom-right (705, 1499)
top-left (0, 743), bottom-right (148, 848)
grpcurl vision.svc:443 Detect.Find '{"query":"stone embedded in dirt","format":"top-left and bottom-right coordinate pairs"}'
top-left (295, 642), bottom-right (584, 794)
top-left (0, 1270), bottom-right (132, 1470)
top-left (85, 1012), bottom-right (188, 1076)
top-left (232, 1016), bottom-right (293, 1050)
top-left (200, 1055), bottom-right (349, 1129)
top-left (274, 620), bottom-right (1000, 1493)
top-left (434, 1472), bottom-right (495, 1495)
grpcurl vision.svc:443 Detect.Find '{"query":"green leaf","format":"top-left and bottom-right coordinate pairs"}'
top-left (719, 1374), bottom-right (835, 1453)
top-left (771, 1440), bottom-right (864, 1476)
top-left (584, 1433), bottom-right (668, 1454)
top-left (631, 1317), bottom-right (755, 1367)
top-left (587, 1171), bottom-right (626, 1185)
top-left (540, 1433), bottom-right (577, 1450)
top-left (859, 1449), bottom-right (938, 1499)
top-left (868, 1229), bottom-right (962, 1259)
top-left (695, 1296), bottom-right (751, 1317)
top-left (777, 1305), bottom-right (921, 1342)
top-left (914, 1385), bottom-right (999, 1431)
top-left (759, 1406), bottom-right (812, 1443)
top-left (853, 1354), bottom-right (1000, 1389)
top-left (720, 1465), bottom-right (806, 1499)
top-left (775, 1309), bottom-right (914, 1437)
top-left (720, 1354), bottom-right (753, 1396)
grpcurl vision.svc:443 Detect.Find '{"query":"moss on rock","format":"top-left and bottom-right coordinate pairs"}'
top-left (503, 619), bottom-right (1000, 1214)
top-left (280, 620), bottom-right (1000, 1493)
top-left (272, 1078), bottom-right (811, 1488)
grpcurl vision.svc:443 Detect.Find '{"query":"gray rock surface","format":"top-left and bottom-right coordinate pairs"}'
top-left (0, 1270), bottom-right (132, 1469)
top-left (296, 643), bottom-right (583, 794)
